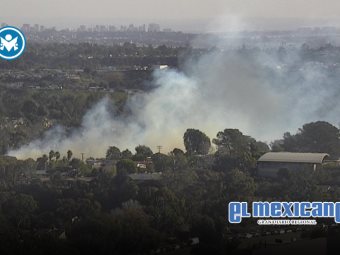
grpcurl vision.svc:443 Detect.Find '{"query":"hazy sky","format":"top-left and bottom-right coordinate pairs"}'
top-left (2, 0), bottom-right (340, 31)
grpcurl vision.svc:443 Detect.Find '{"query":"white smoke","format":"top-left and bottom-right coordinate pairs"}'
top-left (8, 20), bottom-right (340, 159)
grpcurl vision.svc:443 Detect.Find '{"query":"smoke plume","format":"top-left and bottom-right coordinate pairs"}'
top-left (8, 24), bottom-right (340, 159)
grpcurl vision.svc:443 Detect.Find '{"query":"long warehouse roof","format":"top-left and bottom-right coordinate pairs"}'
top-left (258, 152), bottom-right (329, 164)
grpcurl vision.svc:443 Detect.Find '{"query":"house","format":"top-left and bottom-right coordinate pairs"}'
top-left (136, 157), bottom-right (153, 171)
top-left (86, 159), bottom-right (116, 170)
top-left (257, 152), bottom-right (329, 178)
top-left (34, 169), bottom-right (50, 182)
top-left (136, 162), bottom-right (147, 169)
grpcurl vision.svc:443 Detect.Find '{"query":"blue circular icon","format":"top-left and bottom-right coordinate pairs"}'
top-left (0, 26), bottom-right (26, 60)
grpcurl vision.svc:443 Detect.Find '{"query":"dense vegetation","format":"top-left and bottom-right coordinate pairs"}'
top-left (0, 88), bottom-right (129, 154)
top-left (2, 42), bottom-right (340, 254)
top-left (0, 42), bottom-right (181, 70)
top-left (0, 122), bottom-right (339, 254)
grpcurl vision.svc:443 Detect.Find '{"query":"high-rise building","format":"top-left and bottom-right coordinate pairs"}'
top-left (108, 25), bottom-right (116, 32)
top-left (138, 24), bottom-right (146, 32)
top-left (148, 23), bottom-right (161, 32)
top-left (33, 24), bottom-right (40, 32)
top-left (78, 25), bottom-right (87, 32)
top-left (99, 25), bottom-right (107, 32)
top-left (94, 25), bottom-right (100, 32)
top-left (22, 24), bottom-right (31, 33)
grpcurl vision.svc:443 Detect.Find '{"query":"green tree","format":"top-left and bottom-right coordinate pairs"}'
top-left (36, 154), bottom-right (48, 170)
top-left (121, 149), bottom-right (133, 159)
top-left (271, 139), bottom-right (284, 152)
top-left (183, 128), bottom-right (211, 155)
top-left (250, 141), bottom-right (270, 158)
top-left (212, 129), bottom-right (263, 171)
top-left (55, 151), bottom-right (61, 161)
top-left (213, 129), bottom-right (252, 156)
top-left (70, 158), bottom-right (82, 169)
top-left (225, 168), bottom-right (256, 200)
top-left (282, 121), bottom-right (340, 158)
top-left (116, 159), bottom-right (137, 174)
top-left (67, 150), bottom-right (73, 161)
top-left (169, 149), bottom-right (188, 171)
top-left (106, 146), bottom-right (121, 160)
top-left (3, 194), bottom-right (38, 228)
top-left (191, 215), bottom-right (218, 246)
top-left (21, 100), bottom-right (38, 121)
top-left (133, 145), bottom-right (153, 161)
top-left (172, 148), bottom-right (185, 156)
top-left (0, 156), bottom-right (22, 186)
top-left (141, 187), bottom-right (186, 235)
top-left (49, 150), bottom-right (55, 161)
top-left (151, 153), bottom-right (172, 172)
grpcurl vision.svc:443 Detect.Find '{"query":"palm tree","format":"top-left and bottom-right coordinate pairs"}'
top-left (55, 151), bottom-right (61, 161)
top-left (49, 150), bottom-right (55, 161)
top-left (67, 150), bottom-right (73, 161)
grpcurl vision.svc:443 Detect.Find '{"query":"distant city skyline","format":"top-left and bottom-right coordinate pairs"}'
top-left (3, 22), bottom-right (340, 35)
top-left (2, 0), bottom-right (340, 32)
top-left (14, 23), bottom-right (170, 33)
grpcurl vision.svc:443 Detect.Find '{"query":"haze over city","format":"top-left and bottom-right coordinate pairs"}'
top-left (3, 0), bottom-right (340, 32)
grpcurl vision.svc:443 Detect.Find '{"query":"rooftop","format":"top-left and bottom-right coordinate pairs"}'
top-left (258, 152), bottom-right (329, 164)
